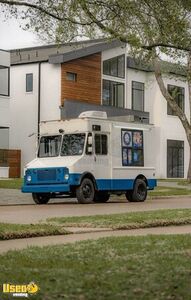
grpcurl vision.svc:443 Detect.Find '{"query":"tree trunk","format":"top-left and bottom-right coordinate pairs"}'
top-left (153, 53), bottom-right (191, 181)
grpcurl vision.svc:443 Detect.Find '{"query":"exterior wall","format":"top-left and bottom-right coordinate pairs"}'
top-left (0, 50), bottom-right (10, 129)
top-left (10, 62), bottom-right (61, 173)
top-left (61, 53), bottom-right (101, 106)
top-left (40, 63), bottom-right (61, 121)
top-left (127, 68), bottom-right (189, 178)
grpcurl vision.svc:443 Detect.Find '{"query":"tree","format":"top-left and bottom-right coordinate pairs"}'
top-left (1, 0), bottom-right (191, 179)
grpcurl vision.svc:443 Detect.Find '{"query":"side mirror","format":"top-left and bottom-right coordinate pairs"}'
top-left (88, 136), bottom-right (93, 145)
top-left (87, 146), bottom-right (93, 154)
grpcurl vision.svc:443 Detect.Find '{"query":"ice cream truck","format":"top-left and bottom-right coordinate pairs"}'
top-left (22, 111), bottom-right (157, 204)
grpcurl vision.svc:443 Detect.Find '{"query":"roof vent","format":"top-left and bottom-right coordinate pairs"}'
top-left (78, 111), bottom-right (107, 119)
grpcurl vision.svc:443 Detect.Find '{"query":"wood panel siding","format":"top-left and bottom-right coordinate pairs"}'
top-left (0, 149), bottom-right (21, 178)
top-left (61, 53), bottom-right (101, 106)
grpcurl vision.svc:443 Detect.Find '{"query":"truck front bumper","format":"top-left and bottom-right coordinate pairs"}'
top-left (22, 183), bottom-right (70, 193)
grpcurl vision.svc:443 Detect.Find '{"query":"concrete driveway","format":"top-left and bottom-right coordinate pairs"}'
top-left (0, 189), bottom-right (191, 224)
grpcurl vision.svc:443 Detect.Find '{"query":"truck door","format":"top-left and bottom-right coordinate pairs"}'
top-left (93, 132), bottom-right (111, 190)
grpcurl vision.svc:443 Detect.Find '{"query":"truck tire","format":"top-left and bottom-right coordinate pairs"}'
top-left (76, 178), bottom-right (95, 204)
top-left (32, 193), bottom-right (50, 204)
top-left (94, 191), bottom-right (110, 203)
top-left (126, 179), bottom-right (147, 202)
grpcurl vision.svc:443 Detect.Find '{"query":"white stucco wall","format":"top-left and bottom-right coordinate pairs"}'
top-left (9, 62), bottom-right (61, 173)
top-left (127, 68), bottom-right (189, 178)
top-left (0, 50), bottom-right (10, 129)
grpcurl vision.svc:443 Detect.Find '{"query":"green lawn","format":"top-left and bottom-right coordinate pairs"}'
top-left (148, 186), bottom-right (191, 196)
top-left (1, 209), bottom-right (191, 240)
top-left (48, 208), bottom-right (191, 229)
top-left (0, 178), bottom-right (23, 189)
top-left (0, 235), bottom-right (191, 299)
top-left (0, 223), bottom-right (69, 240)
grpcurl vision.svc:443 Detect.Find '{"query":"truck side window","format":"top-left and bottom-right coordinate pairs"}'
top-left (95, 134), bottom-right (108, 155)
top-left (86, 133), bottom-right (93, 155)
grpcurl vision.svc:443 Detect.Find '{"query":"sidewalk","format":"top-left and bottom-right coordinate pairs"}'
top-left (0, 225), bottom-right (191, 254)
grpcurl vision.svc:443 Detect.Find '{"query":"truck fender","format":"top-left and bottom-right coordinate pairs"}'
top-left (79, 172), bottom-right (98, 190)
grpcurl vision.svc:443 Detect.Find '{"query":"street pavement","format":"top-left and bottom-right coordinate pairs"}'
top-left (0, 188), bottom-right (191, 224)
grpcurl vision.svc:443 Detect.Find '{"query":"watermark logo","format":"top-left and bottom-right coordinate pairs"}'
top-left (2, 282), bottom-right (39, 298)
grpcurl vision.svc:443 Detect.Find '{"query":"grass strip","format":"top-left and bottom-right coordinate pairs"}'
top-left (0, 235), bottom-right (191, 299)
top-left (148, 186), bottom-right (191, 196)
top-left (48, 208), bottom-right (191, 230)
top-left (0, 223), bottom-right (69, 240)
top-left (0, 178), bottom-right (23, 189)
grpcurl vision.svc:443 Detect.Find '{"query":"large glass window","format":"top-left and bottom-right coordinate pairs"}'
top-left (26, 73), bottom-right (33, 92)
top-left (121, 129), bottom-right (144, 166)
top-left (102, 79), bottom-right (124, 108)
top-left (103, 55), bottom-right (125, 78)
top-left (167, 85), bottom-right (184, 115)
top-left (132, 81), bottom-right (144, 111)
top-left (167, 140), bottom-right (184, 178)
top-left (38, 135), bottom-right (62, 157)
top-left (61, 133), bottom-right (86, 156)
top-left (0, 66), bottom-right (10, 96)
top-left (95, 134), bottom-right (108, 155)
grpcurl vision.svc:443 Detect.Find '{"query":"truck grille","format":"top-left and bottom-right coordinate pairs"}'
top-left (37, 169), bottom-right (57, 181)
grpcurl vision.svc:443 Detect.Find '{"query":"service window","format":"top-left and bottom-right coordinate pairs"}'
top-left (95, 134), bottom-right (108, 155)
top-left (121, 129), bottom-right (144, 166)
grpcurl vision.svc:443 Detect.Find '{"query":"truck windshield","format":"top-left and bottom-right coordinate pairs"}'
top-left (38, 135), bottom-right (62, 157)
top-left (61, 133), bottom-right (86, 156)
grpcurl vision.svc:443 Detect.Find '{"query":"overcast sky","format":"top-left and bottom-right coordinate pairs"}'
top-left (0, 14), bottom-right (43, 50)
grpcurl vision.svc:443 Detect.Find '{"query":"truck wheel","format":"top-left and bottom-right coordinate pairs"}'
top-left (32, 193), bottom-right (50, 204)
top-left (94, 191), bottom-right (110, 203)
top-left (125, 190), bottom-right (133, 201)
top-left (127, 179), bottom-right (147, 202)
top-left (76, 178), bottom-right (95, 204)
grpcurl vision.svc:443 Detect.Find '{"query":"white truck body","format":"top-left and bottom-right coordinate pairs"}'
top-left (22, 111), bottom-right (157, 203)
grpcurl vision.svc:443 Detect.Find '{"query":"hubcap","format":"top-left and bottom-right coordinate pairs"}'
top-left (82, 184), bottom-right (92, 198)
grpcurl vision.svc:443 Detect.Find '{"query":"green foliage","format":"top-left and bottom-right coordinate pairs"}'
top-left (0, 235), bottom-right (191, 299)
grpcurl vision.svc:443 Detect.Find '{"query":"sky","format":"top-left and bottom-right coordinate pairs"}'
top-left (0, 14), bottom-right (43, 50)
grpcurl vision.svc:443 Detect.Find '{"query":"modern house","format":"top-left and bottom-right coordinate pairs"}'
top-left (5, 38), bottom-right (189, 178)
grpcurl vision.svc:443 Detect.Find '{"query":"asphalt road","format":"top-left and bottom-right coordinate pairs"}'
top-left (0, 189), bottom-right (191, 224)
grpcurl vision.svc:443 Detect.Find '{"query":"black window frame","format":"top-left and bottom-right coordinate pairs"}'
top-left (26, 73), bottom-right (33, 93)
top-left (132, 81), bottom-right (144, 111)
top-left (0, 66), bottom-right (10, 97)
top-left (103, 55), bottom-right (125, 78)
top-left (121, 129), bottom-right (144, 167)
top-left (167, 139), bottom-right (184, 178)
top-left (167, 84), bottom-right (185, 115)
top-left (66, 72), bottom-right (77, 82)
top-left (95, 134), bottom-right (108, 155)
top-left (102, 79), bottom-right (125, 108)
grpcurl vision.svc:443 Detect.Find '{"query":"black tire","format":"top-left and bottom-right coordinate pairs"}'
top-left (125, 190), bottom-right (133, 201)
top-left (127, 179), bottom-right (147, 202)
top-left (32, 193), bottom-right (50, 204)
top-left (94, 191), bottom-right (110, 203)
top-left (76, 178), bottom-right (95, 204)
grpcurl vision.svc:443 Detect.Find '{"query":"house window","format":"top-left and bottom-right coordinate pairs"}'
top-left (167, 84), bottom-right (184, 115)
top-left (121, 129), bottom-right (144, 166)
top-left (103, 55), bottom-right (125, 78)
top-left (66, 72), bottom-right (77, 81)
top-left (132, 81), bottom-right (144, 111)
top-left (0, 66), bottom-right (10, 96)
top-left (167, 140), bottom-right (184, 178)
top-left (26, 73), bottom-right (33, 92)
top-left (95, 134), bottom-right (108, 155)
top-left (102, 79), bottom-right (124, 108)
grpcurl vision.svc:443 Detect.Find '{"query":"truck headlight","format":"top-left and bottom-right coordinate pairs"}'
top-left (64, 174), bottom-right (69, 180)
top-left (26, 175), bottom-right (32, 182)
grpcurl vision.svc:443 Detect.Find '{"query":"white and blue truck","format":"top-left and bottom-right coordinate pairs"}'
top-left (22, 111), bottom-right (157, 204)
